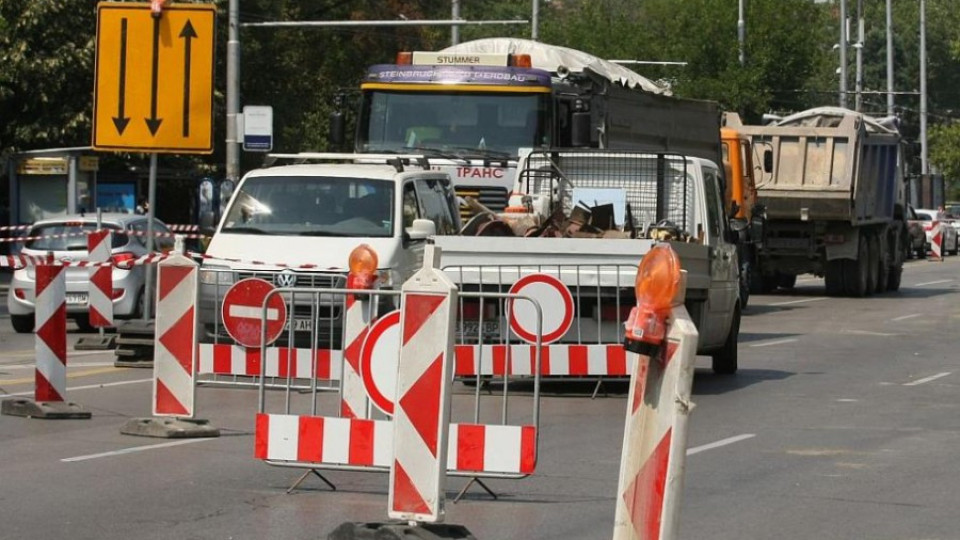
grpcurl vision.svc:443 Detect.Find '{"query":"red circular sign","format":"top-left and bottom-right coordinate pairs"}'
top-left (221, 278), bottom-right (287, 348)
top-left (507, 273), bottom-right (574, 345)
top-left (360, 310), bottom-right (402, 415)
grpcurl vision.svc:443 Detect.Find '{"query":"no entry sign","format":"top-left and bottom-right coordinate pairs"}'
top-left (221, 278), bottom-right (287, 348)
top-left (508, 273), bottom-right (574, 345)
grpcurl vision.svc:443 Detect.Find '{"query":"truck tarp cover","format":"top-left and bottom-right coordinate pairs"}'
top-left (441, 38), bottom-right (670, 95)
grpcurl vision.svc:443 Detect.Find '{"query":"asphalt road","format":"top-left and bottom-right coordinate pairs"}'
top-left (1, 258), bottom-right (958, 540)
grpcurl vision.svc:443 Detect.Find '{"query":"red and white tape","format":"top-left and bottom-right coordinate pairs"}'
top-left (0, 252), bottom-right (172, 269)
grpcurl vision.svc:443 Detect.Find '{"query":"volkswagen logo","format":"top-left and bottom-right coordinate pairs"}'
top-left (275, 270), bottom-right (297, 288)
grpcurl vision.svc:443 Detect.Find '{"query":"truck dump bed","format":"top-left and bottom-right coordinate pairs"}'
top-left (725, 108), bottom-right (901, 225)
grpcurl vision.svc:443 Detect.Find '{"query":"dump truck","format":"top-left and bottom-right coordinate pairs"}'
top-left (720, 125), bottom-right (765, 307)
top-left (331, 38), bottom-right (722, 213)
top-left (724, 107), bottom-right (908, 296)
top-left (432, 148), bottom-right (742, 374)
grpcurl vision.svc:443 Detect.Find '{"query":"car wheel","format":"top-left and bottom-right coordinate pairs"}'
top-left (11, 313), bottom-right (35, 334)
top-left (918, 244), bottom-right (927, 259)
top-left (711, 304), bottom-right (740, 375)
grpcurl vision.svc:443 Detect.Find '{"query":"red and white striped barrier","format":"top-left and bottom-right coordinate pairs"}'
top-left (931, 221), bottom-right (943, 260)
top-left (0, 252), bottom-right (172, 269)
top-left (153, 253), bottom-right (198, 417)
top-left (35, 265), bottom-right (67, 402)
top-left (255, 415), bottom-right (536, 476)
top-left (87, 230), bottom-right (113, 327)
top-left (613, 305), bottom-right (699, 540)
top-left (199, 343), bottom-right (629, 379)
top-left (198, 343), bottom-right (342, 379)
top-left (389, 246), bottom-right (458, 523)
top-left (454, 344), bottom-right (629, 377)
top-left (341, 293), bottom-right (373, 419)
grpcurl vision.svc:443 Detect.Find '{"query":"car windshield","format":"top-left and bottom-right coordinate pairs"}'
top-left (357, 90), bottom-right (551, 157)
top-left (24, 223), bottom-right (125, 251)
top-left (221, 176), bottom-right (395, 237)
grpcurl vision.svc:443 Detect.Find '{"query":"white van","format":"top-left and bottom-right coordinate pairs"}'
top-left (197, 155), bottom-right (461, 345)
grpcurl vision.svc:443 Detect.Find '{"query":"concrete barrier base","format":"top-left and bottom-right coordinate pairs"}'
top-left (75, 334), bottom-right (117, 350)
top-left (120, 417), bottom-right (220, 438)
top-left (1, 398), bottom-right (92, 419)
top-left (328, 522), bottom-right (476, 540)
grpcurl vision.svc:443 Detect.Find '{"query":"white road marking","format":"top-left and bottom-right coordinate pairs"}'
top-left (687, 434), bottom-right (756, 456)
top-left (892, 313), bottom-right (923, 322)
top-left (904, 372), bottom-right (952, 386)
top-left (914, 279), bottom-right (953, 287)
top-left (750, 338), bottom-right (798, 348)
top-left (842, 330), bottom-right (899, 337)
top-left (61, 438), bottom-right (216, 463)
top-left (0, 378), bottom-right (152, 398)
top-left (228, 305), bottom-right (279, 320)
top-left (769, 297), bottom-right (828, 306)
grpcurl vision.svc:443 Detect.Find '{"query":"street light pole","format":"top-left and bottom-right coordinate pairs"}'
top-left (226, 0), bottom-right (240, 184)
top-left (839, 0), bottom-right (848, 109)
top-left (855, 0), bottom-right (864, 112)
top-left (920, 0), bottom-right (929, 175)
top-left (531, 0), bottom-right (539, 41)
top-left (738, 0), bottom-right (745, 66)
top-left (886, 0), bottom-right (895, 117)
top-left (451, 0), bottom-right (460, 46)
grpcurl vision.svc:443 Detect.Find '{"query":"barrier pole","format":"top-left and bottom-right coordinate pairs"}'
top-left (120, 249), bottom-right (218, 438)
top-left (75, 229), bottom-right (117, 351)
top-left (613, 271), bottom-right (698, 540)
top-left (1, 261), bottom-right (91, 419)
top-left (930, 221), bottom-right (943, 261)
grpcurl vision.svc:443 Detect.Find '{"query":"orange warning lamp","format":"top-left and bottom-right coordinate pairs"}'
top-left (347, 244), bottom-right (379, 289)
top-left (624, 244), bottom-right (681, 352)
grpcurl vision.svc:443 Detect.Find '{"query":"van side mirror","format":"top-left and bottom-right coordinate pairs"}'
top-left (406, 219), bottom-right (436, 242)
top-left (763, 150), bottom-right (773, 173)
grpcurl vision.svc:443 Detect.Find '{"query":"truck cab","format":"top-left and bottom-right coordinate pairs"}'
top-left (198, 155), bottom-right (460, 346)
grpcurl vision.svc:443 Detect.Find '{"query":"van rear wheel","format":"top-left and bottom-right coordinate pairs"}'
top-left (711, 305), bottom-right (740, 375)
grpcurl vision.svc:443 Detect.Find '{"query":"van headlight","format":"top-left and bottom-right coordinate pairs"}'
top-left (199, 265), bottom-right (235, 285)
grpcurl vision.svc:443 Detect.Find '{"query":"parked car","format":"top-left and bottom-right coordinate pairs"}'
top-left (6, 214), bottom-right (175, 333)
top-left (915, 208), bottom-right (959, 256)
top-left (905, 205), bottom-right (927, 259)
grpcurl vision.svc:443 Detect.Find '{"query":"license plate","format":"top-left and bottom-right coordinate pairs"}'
top-left (65, 293), bottom-right (88, 306)
top-left (287, 318), bottom-right (313, 332)
top-left (458, 320), bottom-right (500, 338)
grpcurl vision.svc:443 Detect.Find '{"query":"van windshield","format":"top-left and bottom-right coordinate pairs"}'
top-left (221, 176), bottom-right (395, 237)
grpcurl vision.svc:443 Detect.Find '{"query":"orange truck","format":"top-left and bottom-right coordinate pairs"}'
top-left (720, 125), bottom-right (765, 307)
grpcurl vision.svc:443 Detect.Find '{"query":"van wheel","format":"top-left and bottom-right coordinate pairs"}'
top-left (74, 315), bottom-right (96, 333)
top-left (711, 305), bottom-right (740, 375)
top-left (777, 273), bottom-right (797, 289)
top-left (11, 314), bottom-right (34, 334)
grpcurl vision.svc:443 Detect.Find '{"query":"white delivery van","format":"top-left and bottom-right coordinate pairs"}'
top-left (197, 154), bottom-right (460, 346)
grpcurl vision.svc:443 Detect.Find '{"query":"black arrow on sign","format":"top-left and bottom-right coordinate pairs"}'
top-left (179, 19), bottom-right (197, 138)
top-left (145, 15), bottom-right (163, 136)
top-left (112, 18), bottom-right (130, 135)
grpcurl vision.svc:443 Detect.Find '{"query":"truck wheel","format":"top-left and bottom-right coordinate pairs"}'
top-left (824, 260), bottom-right (845, 296)
top-left (11, 313), bottom-right (34, 334)
top-left (711, 305), bottom-right (740, 375)
top-left (866, 234), bottom-right (880, 294)
top-left (918, 244), bottom-right (927, 259)
top-left (738, 262), bottom-right (751, 308)
top-left (777, 273), bottom-right (797, 289)
top-left (887, 264), bottom-right (903, 291)
top-left (843, 237), bottom-right (870, 297)
top-left (876, 236), bottom-right (890, 294)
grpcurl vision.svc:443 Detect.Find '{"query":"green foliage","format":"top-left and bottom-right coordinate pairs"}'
top-left (0, 0), bottom-right (96, 155)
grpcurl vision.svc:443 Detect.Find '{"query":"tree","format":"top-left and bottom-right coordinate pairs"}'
top-left (0, 0), bottom-right (96, 156)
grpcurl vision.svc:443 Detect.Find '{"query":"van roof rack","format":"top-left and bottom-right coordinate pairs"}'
top-left (265, 152), bottom-right (431, 173)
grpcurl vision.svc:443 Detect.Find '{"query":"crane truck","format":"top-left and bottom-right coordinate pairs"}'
top-left (330, 38), bottom-right (722, 213)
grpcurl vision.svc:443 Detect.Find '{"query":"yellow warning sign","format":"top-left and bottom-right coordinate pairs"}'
top-left (93, 2), bottom-right (216, 154)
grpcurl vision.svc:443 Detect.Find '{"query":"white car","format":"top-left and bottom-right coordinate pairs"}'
top-left (915, 209), bottom-right (959, 255)
top-left (7, 214), bottom-right (175, 333)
